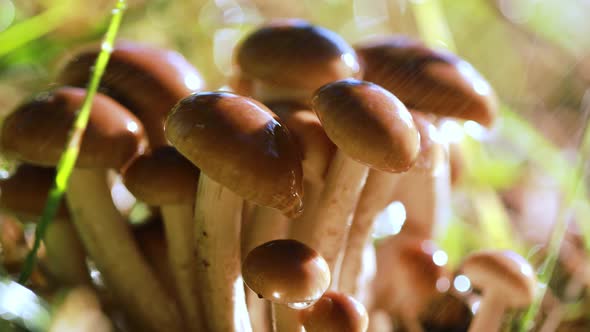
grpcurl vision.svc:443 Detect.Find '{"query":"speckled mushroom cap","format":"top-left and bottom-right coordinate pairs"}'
top-left (300, 291), bottom-right (369, 332)
top-left (235, 19), bottom-right (360, 90)
top-left (0, 164), bottom-right (69, 220)
top-left (312, 79), bottom-right (420, 173)
top-left (58, 40), bottom-right (204, 146)
top-left (165, 92), bottom-right (303, 217)
top-left (356, 37), bottom-right (498, 127)
top-left (267, 101), bottom-right (336, 182)
top-left (410, 111), bottom-right (447, 174)
top-left (460, 250), bottom-right (537, 308)
top-left (242, 239), bottom-right (330, 305)
top-left (123, 146), bottom-right (199, 205)
top-left (1, 87), bottom-right (146, 170)
top-left (374, 234), bottom-right (448, 317)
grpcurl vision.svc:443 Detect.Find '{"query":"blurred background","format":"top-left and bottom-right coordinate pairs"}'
top-left (1, 0), bottom-right (590, 330)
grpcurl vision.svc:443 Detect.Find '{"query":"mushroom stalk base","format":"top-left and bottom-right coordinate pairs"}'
top-left (43, 218), bottom-right (90, 286)
top-left (161, 204), bottom-right (203, 332)
top-left (272, 304), bottom-right (303, 332)
top-left (339, 170), bottom-right (401, 296)
top-left (296, 151), bottom-right (369, 282)
top-left (66, 168), bottom-right (183, 332)
top-left (467, 294), bottom-right (505, 332)
top-left (194, 174), bottom-right (252, 332)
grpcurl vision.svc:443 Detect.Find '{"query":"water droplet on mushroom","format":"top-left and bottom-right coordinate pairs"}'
top-left (287, 300), bottom-right (315, 310)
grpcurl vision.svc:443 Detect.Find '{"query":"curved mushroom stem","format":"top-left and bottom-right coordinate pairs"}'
top-left (294, 151), bottom-right (369, 284)
top-left (160, 204), bottom-right (203, 332)
top-left (467, 293), bottom-right (505, 332)
top-left (391, 154), bottom-right (451, 237)
top-left (66, 168), bottom-right (183, 332)
top-left (339, 170), bottom-right (401, 296)
top-left (194, 173), bottom-right (252, 332)
top-left (43, 219), bottom-right (90, 286)
top-left (288, 179), bottom-right (323, 241)
top-left (272, 304), bottom-right (303, 332)
top-left (243, 206), bottom-right (290, 332)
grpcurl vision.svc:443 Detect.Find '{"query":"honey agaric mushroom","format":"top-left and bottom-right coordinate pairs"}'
top-left (166, 92), bottom-right (303, 332)
top-left (1, 87), bottom-right (183, 332)
top-left (356, 37), bottom-right (498, 127)
top-left (242, 239), bottom-right (331, 332)
top-left (123, 146), bottom-right (202, 331)
top-left (59, 40), bottom-right (204, 147)
top-left (0, 164), bottom-right (88, 286)
top-left (460, 250), bottom-right (537, 332)
top-left (373, 234), bottom-right (449, 332)
top-left (299, 291), bottom-right (368, 332)
top-left (307, 79), bottom-right (420, 281)
top-left (233, 19), bottom-right (360, 105)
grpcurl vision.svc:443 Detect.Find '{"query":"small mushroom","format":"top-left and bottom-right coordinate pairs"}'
top-left (306, 79), bottom-right (420, 283)
top-left (48, 286), bottom-right (113, 332)
top-left (299, 291), bottom-right (368, 332)
top-left (59, 40), bottom-right (204, 147)
top-left (123, 145), bottom-right (203, 331)
top-left (0, 164), bottom-right (88, 286)
top-left (242, 239), bottom-right (331, 332)
top-left (460, 250), bottom-right (537, 332)
top-left (1, 87), bottom-right (183, 332)
top-left (233, 19), bottom-right (360, 105)
top-left (166, 92), bottom-right (303, 332)
top-left (373, 234), bottom-right (449, 332)
top-left (356, 36), bottom-right (497, 127)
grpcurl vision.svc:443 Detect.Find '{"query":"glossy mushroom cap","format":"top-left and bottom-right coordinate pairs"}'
top-left (242, 239), bottom-right (330, 305)
top-left (165, 92), bottom-right (303, 217)
top-left (0, 164), bottom-right (69, 220)
top-left (356, 37), bottom-right (498, 127)
top-left (410, 111), bottom-right (447, 174)
top-left (299, 291), bottom-right (368, 332)
top-left (123, 146), bottom-right (200, 205)
top-left (1, 87), bottom-right (146, 170)
top-left (374, 234), bottom-right (449, 318)
top-left (58, 40), bottom-right (204, 147)
top-left (461, 250), bottom-right (536, 308)
top-left (312, 79), bottom-right (420, 173)
top-left (235, 19), bottom-right (360, 91)
top-left (268, 101), bottom-right (336, 182)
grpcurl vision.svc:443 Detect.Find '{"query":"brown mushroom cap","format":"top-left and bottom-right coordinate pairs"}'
top-left (356, 37), bottom-right (497, 127)
top-left (374, 234), bottom-right (448, 318)
top-left (123, 146), bottom-right (199, 205)
top-left (461, 250), bottom-right (536, 308)
top-left (267, 101), bottom-right (336, 181)
top-left (236, 19), bottom-right (360, 90)
top-left (58, 40), bottom-right (204, 146)
top-left (165, 92), bottom-right (303, 217)
top-left (312, 79), bottom-right (420, 173)
top-left (1, 87), bottom-right (146, 170)
top-left (242, 239), bottom-right (330, 305)
top-left (299, 291), bottom-right (368, 332)
top-left (0, 164), bottom-right (69, 220)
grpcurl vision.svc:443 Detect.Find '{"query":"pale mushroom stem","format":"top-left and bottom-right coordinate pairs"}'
top-left (288, 179), bottom-right (323, 241)
top-left (272, 304), bottom-right (303, 332)
top-left (66, 168), bottom-right (183, 332)
top-left (243, 206), bottom-right (290, 332)
top-left (468, 293), bottom-right (505, 332)
top-left (391, 156), bottom-right (451, 237)
top-left (43, 219), bottom-right (90, 286)
top-left (296, 151), bottom-right (369, 284)
top-left (194, 173), bottom-right (252, 332)
top-left (160, 203), bottom-right (204, 332)
top-left (339, 170), bottom-right (401, 296)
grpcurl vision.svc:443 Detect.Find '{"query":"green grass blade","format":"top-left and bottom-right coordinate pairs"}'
top-left (17, 0), bottom-right (128, 284)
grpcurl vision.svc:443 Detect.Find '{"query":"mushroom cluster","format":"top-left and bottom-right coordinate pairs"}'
top-left (0, 19), bottom-right (544, 332)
